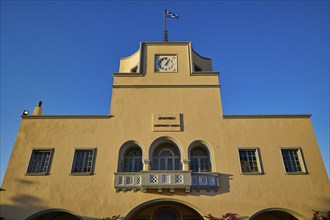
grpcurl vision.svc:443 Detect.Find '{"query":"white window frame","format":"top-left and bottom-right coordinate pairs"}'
top-left (123, 147), bottom-right (143, 172)
top-left (189, 146), bottom-right (211, 172)
top-left (26, 149), bottom-right (54, 175)
top-left (71, 148), bottom-right (96, 175)
top-left (153, 148), bottom-right (181, 170)
top-left (237, 148), bottom-right (263, 175)
top-left (280, 147), bottom-right (307, 174)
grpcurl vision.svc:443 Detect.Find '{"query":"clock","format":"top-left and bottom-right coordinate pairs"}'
top-left (155, 55), bottom-right (177, 72)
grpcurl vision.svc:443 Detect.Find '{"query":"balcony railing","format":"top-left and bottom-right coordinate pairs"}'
top-left (114, 171), bottom-right (219, 192)
top-left (191, 172), bottom-right (219, 191)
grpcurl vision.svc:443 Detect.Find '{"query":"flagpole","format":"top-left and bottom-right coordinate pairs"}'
top-left (164, 9), bottom-right (168, 42)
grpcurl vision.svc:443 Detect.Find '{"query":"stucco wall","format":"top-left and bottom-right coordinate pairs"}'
top-left (1, 115), bottom-right (328, 220)
top-left (1, 42), bottom-right (328, 220)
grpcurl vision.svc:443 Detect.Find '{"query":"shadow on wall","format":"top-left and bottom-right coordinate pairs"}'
top-left (0, 196), bottom-right (47, 220)
top-left (218, 173), bottom-right (232, 194)
top-left (0, 203), bottom-right (106, 220)
top-left (0, 191), bottom-right (106, 220)
top-left (0, 178), bottom-right (118, 220)
top-left (0, 178), bottom-right (47, 219)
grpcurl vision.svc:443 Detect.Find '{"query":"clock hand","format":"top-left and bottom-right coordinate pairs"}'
top-left (165, 59), bottom-right (170, 66)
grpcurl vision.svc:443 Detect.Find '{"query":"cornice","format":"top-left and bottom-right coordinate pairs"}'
top-left (223, 114), bottom-right (311, 119)
top-left (191, 71), bottom-right (219, 76)
top-left (113, 72), bottom-right (142, 77)
top-left (112, 84), bottom-right (220, 89)
top-left (141, 41), bottom-right (191, 46)
top-left (22, 115), bottom-right (112, 119)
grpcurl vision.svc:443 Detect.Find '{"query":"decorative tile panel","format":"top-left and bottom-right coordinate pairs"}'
top-left (126, 176), bottom-right (134, 185)
top-left (199, 176), bottom-right (207, 185)
top-left (114, 171), bottom-right (195, 191)
top-left (175, 174), bottom-right (184, 184)
top-left (192, 175), bottom-right (198, 185)
top-left (119, 176), bottom-right (124, 185)
top-left (191, 173), bottom-right (219, 190)
top-left (149, 174), bottom-right (158, 184)
top-left (209, 176), bottom-right (216, 185)
top-left (136, 176), bottom-right (141, 185)
top-left (162, 175), bottom-right (171, 184)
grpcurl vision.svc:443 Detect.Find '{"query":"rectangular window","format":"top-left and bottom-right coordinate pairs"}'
top-left (281, 148), bottom-right (306, 174)
top-left (238, 148), bottom-right (262, 174)
top-left (27, 149), bottom-right (53, 175)
top-left (71, 149), bottom-right (96, 175)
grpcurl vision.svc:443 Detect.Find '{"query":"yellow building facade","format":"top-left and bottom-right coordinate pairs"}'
top-left (0, 42), bottom-right (329, 220)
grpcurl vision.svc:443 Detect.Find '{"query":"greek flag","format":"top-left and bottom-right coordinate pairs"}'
top-left (165, 10), bottom-right (179, 19)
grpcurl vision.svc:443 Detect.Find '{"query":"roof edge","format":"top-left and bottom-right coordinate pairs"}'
top-left (223, 114), bottom-right (311, 119)
top-left (22, 115), bottom-right (112, 119)
top-left (120, 48), bottom-right (140, 60)
top-left (141, 41), bottom-right (191, 46)
top-left (191, 48), bottom-right (211, 60)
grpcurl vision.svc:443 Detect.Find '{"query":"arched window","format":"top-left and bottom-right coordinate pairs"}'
top-left (152, 143), bottom-right (181, 170)
top-left (123, 147), bottom-right (143, 172)
top-left (154, 207), bottom-right (179, 220)
top-left (190, 146), bottom-right (210, 172)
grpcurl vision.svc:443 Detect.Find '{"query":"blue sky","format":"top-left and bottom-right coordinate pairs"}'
top-left (1, 0), bottom-right (329, 183)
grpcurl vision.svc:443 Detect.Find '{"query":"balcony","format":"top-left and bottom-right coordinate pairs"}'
top-left (114, 171), bottom-right (219, 192)
top-left (191, 172), bottom-right (219, 191)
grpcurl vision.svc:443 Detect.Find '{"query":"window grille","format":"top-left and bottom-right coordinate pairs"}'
top-left (152, 145), bottom-right (181, 170)
top-left (281, 148), bottom-right (305, 173)
top-left (123, 147), bottom-right (143, 172)
top-left (27, 149), bottom-right (53, 174)
top-left (238, 149), bottom-right (261, 173)
top-left (71, 149), bottom-right (95, 174)
top-left (190, 146), bottom-right (210, 172)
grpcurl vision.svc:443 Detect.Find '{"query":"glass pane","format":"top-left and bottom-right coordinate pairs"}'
top-left (282, 149), bottom-right (302, 172)
top-left (72, 150), bottom-right (93, 173)
top-left (174, 158), bottom-right (181, 170)
top-left (153, 158), bottom-right (159, 170)
top-left (167, 158), bottom-right (173, 170)
top-left (200, 158), bottom-right (210, 172)
top-left (190, 158), bottom-right (198, 172)
top-left (124, 158), bottom-right (132, 172)
top-left (133, 158), bottom-right (143, 172)
top-left (190, 146), bottom-right (210, 172)
top-left (28, 150), bottom-right (51, 173)
top-left (160, 149), bottom-right (173, 156)
top-left (160, 158), bottom-right (166, 170)
top-left (240, 160), bottom-right (249, 172)
top-left (239, 150), bottom-right (259, 173)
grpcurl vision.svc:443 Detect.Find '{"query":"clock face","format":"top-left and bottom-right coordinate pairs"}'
top-left (155, 55), bottom-right (177, 72)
